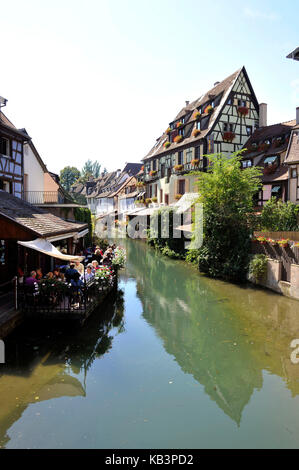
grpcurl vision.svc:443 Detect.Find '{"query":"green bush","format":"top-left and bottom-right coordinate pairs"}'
top-left (260, 198), bottom-right (299, 231)
top-left (249, 254), bottom-right (268, 281)
top-left (185, 249), bottom-right (200, 264)
top-left (74, 207), bottom-right (93, 245)
top-left (147, 207), bottom-right (185, 259)
top-left (194, 151), bottom-right (262, 282)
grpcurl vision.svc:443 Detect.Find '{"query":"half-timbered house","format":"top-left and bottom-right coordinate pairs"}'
top-left (142, 67), bottom-right (259, 205)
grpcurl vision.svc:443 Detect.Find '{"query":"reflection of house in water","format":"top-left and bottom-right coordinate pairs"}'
top-left (125, 240), bottom-right (299, 425)
top-left (0, 289), bottom-right (125, 447)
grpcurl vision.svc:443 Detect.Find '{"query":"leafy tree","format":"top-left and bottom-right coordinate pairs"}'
top-left (260, 198), bottom-right (299, 231)
top-left (60, 166), bottom-right (80, 191)
top-left (80, 159), bottom-right (102, 182)
top-left (192, 151), bottom-right (262, 282)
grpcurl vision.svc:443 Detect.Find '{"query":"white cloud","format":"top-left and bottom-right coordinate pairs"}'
top-left (243, 7), bottom-right (279, 21)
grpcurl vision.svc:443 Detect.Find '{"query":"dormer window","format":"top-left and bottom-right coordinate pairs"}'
top-left (242, 160), bottom-right (252, 168)
top-left (264, 155), bottom-right (279, 167)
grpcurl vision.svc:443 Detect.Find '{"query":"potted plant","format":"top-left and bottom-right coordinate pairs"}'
top-left (145, 198), bottom-right (152, 205)
top-left (193, 111), bottom-right (201, 120)
top-left (174, 164), bottom-right (183, 172)
top-left (176, 122), bottom-right (183, 128)
top-left (237, 106), bottom-right (249, 116)
top-left (257, 236), bottom-right (267, 245)
top-left (164, 141), bottom-right (171, 149)
top-left (166, 127), bottom-right (171, 135)
top-left (136, 181), bottom-right (145, 188)
top-left (174, 135), bottom-right (183, 143)
top-left (191, 158), bottom-right (200, 166)
top-left (175, 194), bottom-right (182, 200)
top-left (149, 170), bottom-right (157, 177)
top-left (278, 239), bottom-right (289, 248)
top-left (223, 131), bottom-right (235, 142)
top-left (267, 238), bottom-right (278, 246)
top-left (152, 196), bottom-right (158, 203)
top-left (193, 129), bottom-right (201, 137)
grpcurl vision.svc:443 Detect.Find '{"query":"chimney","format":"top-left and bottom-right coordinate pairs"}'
top-left (296, 106), bottom-right (299, 125)
top-left (185, 100), bottom-right (189, 106)
top-left (259, 103), bottom-right (267, 127)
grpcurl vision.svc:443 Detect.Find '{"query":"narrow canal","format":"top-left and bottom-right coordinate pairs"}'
top-left (1, 239), bottom-right (299, 449)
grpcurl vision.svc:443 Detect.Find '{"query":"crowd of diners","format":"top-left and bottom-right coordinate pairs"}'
top-left (21, 244), bottom-right (118, 291)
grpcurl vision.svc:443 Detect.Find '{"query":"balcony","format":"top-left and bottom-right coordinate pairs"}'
top-left (23, 191), bottom-right (73, 205)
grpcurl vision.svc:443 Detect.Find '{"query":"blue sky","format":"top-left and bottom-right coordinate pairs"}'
top-left (1, 0), bottom-right (298, 174)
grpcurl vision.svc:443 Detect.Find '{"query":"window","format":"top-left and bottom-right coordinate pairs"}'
top-left (223, 123), bottom-right (234, 132)
top-left (271, 185), bottom-right (281, 198)
top-left (161, 163), bottom-right (165, 178)
top-left (196, 120), bottom-right (201, 130)
top-left (152, 160), bottom-right (157, 171)
top-left (178, 179), bottom-right (185, 195)
top-left (227, 97), bottom-right (232, 105)
top-left (238, 99), bottom-right (247, 107)
top-left (291, 168), bottom-right (297, 178)
top-left (0, 137), bottom-right (9, 156)
top-left (195, 146), bottom-right (201, 159)
top-left (0, 180), bottom-right (11, 193)
top-left (246, 126), bottom-right (252, 136)
top-left (186, 148), bottom-right (192, 163)
top-left (242, 160), bottom-right (252, 168)
top-left (178, 128), bottom-right (184, 136)
top-left (0, 240), bottom-right (5, 266)
top-left (178, 151), bottom-right (183, 165)
top-left (264, 155), bottom-right (278, 167)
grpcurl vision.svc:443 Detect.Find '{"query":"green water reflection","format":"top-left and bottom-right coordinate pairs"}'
top-left (1, 239), bottom-right (299, 448)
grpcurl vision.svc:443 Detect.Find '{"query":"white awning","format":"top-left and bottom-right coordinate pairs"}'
top-left (17, 238), bottom-right (85, 261)
top-left (77, 228), bottom-right (89, 238)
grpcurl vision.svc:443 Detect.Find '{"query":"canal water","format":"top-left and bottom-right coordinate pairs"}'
top-left (1, 239), bottom-right (299, 448)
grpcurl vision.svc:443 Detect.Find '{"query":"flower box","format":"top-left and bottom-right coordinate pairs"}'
top-left (174, 135), bottom-right (183, 143)
top-left (164, 141), bottom-right (171, 149)
top-left (176, 122), bottom-right (183, 128)
top-left (223, 131), bottom-right (235, 142)
top-left (237, 106), bottom-right (249, 116)
top-left (175, 194), bottom-right (182, 200)
top-left (277, 239), bottom-right (289, 248)
top-left (267, 238), bottom-right (278, 246)
top-left (193, 129), bottom-right (201, 137)
top-left (152, 197), bottom-right (158, 203)
top-left (145, 198), bottom-right (152, 205)
top-left (204, 105), bottom-right (214, 115)
top-left (193, 111), bottom-right (201, 120)
top-left (257, 236), bottom-right (267, 245)
top-left (149, 170), bottom-right (157, 177)
top-left (191, 158), bottom-right (200, 166)
top-left (174, 164), bottom-right (183, 172)
top-left (166, 127), bottom-right (171, 135)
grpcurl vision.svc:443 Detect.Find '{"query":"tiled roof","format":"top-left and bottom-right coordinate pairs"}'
top-left (122, 163), bottom-right (142, 175)
top-left (243, 120), bottom-right (296, 159)
top-left (0, 191), bottom-right (87, 238)
top-left (143, 68), bottom-right (242, 160)
top-left (0, 111), bottom-right (16, 129)
top-left (262, 166), bottom-right (289, 183)
top-left (285, 130), bottom-right (299, 163)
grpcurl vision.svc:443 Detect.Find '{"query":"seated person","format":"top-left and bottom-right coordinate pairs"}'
top-left (46, 272), bottom-right (54, 280)
top-left (82, 266), bottom-right (94, 282)
top-left (91, 260), bottom-right (100, 271)
top-left (53, 268), bottom-right (61, 280)
top-left (74, 260), bottom-right (84, 276)
top-left (36, 267), bottom-right (43, 281)
top-left (25, 271), bottom-right (39, 296)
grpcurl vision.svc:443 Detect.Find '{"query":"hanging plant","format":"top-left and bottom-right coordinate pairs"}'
top-left (191, 158), bottom-right (200, 166)
top-left (237, 106), bottom-right (249, 116)
top-left (164, 141), bottom-right (171, 149)
top-left (176, 122), bottom-right (183, 128)
top-left (193, 129), bottom-right (201, 137)
top-left (223, 131), bottom-right (235, 142)
top-left (174, 135), bottom-right (183, 143)
top-left (166, 127), bottom-right (171, 135)
top-left (149, 170), bottom-right (157, 177)
top-left (204, 105), bottom-right (214, 114)
top-left (193, 111), bottom-right (201, 120)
